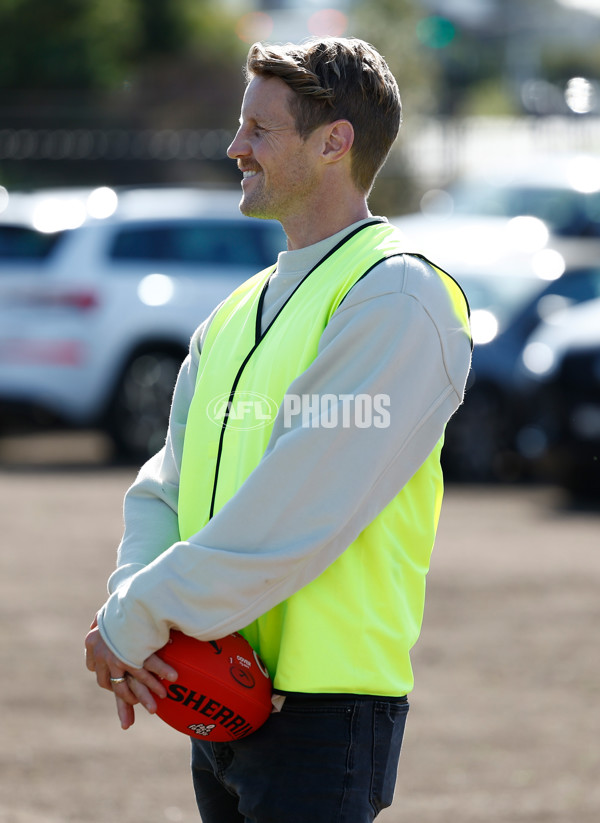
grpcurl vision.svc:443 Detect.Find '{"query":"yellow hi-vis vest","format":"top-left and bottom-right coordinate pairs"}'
top-left (178, 220), bottom-right (470, 695)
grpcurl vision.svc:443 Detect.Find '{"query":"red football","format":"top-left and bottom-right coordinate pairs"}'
top-left (155, 630), bottom-right (272, 741)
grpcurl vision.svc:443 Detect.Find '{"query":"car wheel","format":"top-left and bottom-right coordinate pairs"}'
top-left (106, 350), bottom-right (183, 463)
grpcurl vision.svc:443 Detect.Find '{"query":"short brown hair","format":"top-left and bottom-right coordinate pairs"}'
top-left (245, 37), bottom-right (402, 194)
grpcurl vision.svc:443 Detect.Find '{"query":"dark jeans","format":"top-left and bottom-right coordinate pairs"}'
top-left (191, 693), bottom-right (409, 823)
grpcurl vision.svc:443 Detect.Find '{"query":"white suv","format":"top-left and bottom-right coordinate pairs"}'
top-left (0, 186), bottom-right (286, 461)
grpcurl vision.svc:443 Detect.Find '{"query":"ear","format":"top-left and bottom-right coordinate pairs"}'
top-left (321, 120), bottom-right (354, 165)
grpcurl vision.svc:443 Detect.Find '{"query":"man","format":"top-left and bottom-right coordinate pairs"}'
top-left (85, 37), bottom-right (472, 822)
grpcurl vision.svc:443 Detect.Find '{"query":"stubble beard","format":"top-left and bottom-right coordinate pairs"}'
top-left (239, 152), bottom-right (318, 224)
top-left (239, 174), bottom-right (278, 221)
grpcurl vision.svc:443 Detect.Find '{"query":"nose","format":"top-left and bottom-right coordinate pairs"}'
top-left (227, 127), bottom-right (250, 160)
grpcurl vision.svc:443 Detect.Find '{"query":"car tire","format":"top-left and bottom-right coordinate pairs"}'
top-left (106, 349), bottom-right (184, 463)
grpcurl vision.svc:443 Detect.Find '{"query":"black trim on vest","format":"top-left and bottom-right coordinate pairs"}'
top-left (207, 218), bottom-right (385, 520)
top-left (255, 275), bottom-right (271, 346)
top-left (409, 253), bottom-right (473, 353)
top-left (410, 253), bottom-right (471, 318)
top-left (259, 219), bottom-right (385, 342)
top-left (340, 251), bottom-right (471, 318)
top-left (337, 252), bottom-right (405, 309)
top-left (339, 251), bottom-right (473, 352)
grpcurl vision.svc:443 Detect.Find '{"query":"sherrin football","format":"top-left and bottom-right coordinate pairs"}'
top-left (155, 630), bottom-right (273, 741)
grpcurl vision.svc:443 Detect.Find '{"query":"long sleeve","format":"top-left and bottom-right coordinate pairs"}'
top-left (97, 253), bottom-right (471, 668)
top-left (106, 310), bottom-right (214, 594)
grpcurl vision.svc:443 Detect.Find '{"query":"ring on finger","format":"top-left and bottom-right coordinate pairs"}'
top-left (110, 675), bottom-right (128, 686)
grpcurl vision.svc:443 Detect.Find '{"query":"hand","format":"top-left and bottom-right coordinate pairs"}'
top-left (85, 617), bottom-right (178, 730)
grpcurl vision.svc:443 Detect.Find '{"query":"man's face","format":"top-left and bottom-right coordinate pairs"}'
top-left (227, 75), bottom-right (321, 225)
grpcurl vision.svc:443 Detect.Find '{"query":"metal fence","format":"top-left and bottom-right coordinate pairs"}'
top-left (1, 116), bottom-right (599, 193)
top-left (0, 127), bottom-right (235, 162)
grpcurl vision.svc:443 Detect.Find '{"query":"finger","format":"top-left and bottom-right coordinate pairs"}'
top-left (110, 676), bottom-right (140, 705)
top-left (125, 666), bottom-right (169, 700)
top-left (84, 629), bottom-right (97, 672)
top-left (144, 652), bottom-right (178, 683)
top-left (115, 694), bottom-right (136, 730)
top-left (89, 649), bottom-right (116, 690)
top-left (98, 657), bottom-right (129, 691)
top-left (84, 615), bottom-right (99, 671)
top-left (125, 655), bottom-right (178, 699)
top-left (126, 676), bottom-right (159, 715)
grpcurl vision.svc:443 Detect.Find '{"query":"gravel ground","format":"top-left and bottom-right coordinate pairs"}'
top-left (1, 433), bottom-right (599, 823)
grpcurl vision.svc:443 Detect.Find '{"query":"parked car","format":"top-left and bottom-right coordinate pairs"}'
top-left (427, 153), bottom-right (600, 238)
top-left (0, 186), bottom-right (286, 461)
top-left (392, 169), bottom-right (600, 482)
top-left (517, 298), bottom-right (600, 496)
top-left (441, 263), bottom-right (600, 481)
top-left (393, 153), bottom-right (600, 272)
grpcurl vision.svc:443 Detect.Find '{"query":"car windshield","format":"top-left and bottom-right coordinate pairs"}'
top-left (449, 183), bottom-right (600, 238)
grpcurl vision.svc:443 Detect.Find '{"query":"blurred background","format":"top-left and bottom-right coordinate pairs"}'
top-left (1, 4), bottom-right (600, 823)
top-left (1, 0), bottom-right (600, 500)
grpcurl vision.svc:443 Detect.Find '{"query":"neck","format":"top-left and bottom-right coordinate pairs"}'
top-left (282, 190), bottom-right (371, 251)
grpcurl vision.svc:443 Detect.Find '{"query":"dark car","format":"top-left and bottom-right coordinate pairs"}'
top-left (538, 344), bottom-right (600, 496)
top-left (516, 298), bottom-right (600, 497)
top-left (442, 266), bottom-right (600, 482)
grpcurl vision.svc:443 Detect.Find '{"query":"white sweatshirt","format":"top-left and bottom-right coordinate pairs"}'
top-left (97, 218), bottom-right (472, 669)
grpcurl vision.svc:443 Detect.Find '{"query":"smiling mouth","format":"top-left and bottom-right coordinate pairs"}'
top-left (242, 170), bottom-right (259, 179)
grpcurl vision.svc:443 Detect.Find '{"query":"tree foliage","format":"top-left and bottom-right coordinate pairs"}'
top-left (0, 0), bottom-right (252, 136)
top-left (349, 0), bottom-right (442, 117)
top-left (0, 0), bottom-right (246, 92)
top-left (0, 0), bottom-right (138, 90)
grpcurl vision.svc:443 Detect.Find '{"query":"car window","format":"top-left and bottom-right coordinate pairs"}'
top-left (450, 183), bottom-right (600, 238)
top-left (0, 226), bottom-right (64, 260)
top-left (109, 221), bottom-right (284, 268)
